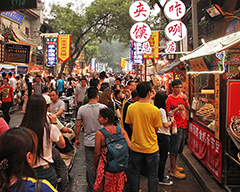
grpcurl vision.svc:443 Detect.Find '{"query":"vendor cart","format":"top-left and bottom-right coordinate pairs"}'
top-left (180, 31), bottom-right (240, 191)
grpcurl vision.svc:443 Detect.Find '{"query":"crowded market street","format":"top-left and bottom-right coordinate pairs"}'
top-left (6, 108), bottom-right (206, 192)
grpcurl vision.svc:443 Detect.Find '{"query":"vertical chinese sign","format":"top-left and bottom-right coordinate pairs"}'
top-left (129, 1), bottom-right (151, 43)
top-left (120, 58), bottom-right (127, 69)
top-left (143, 31), bottom-right (160, 59)
top-left (57, 35), bottom-right (71, 63)
top-left (46, 37), bottom-right (57, 67)
top-left (164, 0), bottom-right (187, 42)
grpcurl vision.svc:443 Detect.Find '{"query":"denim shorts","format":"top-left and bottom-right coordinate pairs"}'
top-left (170, 127), bottom-right (186, 156)
top-left (35, 164), bottom-right (57, 188)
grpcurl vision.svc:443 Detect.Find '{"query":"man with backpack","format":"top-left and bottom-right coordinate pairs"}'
top-left (125, 81), bottom-right (162, 192)
top-left (75, 86), bottom-right (106, 192)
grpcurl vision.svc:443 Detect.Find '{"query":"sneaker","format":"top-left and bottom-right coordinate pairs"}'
top-left (164, 175), bottom-right (170, 180)
top-left (168, 165), bottom-right (184, 172)
top-left (170, 171), bottom-right (186, 179)
top-left (159, 178), bottom-right (173, 186)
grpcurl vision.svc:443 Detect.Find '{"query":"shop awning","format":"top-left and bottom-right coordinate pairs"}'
top-left (180, 31), bottom-right (240, 61)
top-left (159, 61), bottom-right (181, 73)
top-left (0, 64), bottom-right (16, 69)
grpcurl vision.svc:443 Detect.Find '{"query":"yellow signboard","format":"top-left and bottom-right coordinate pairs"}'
top-left (57, 35), bottom-right (71, 62)
top-left (143, 32), bottom-right (159, 59)
top-left (120, 58), bottom-right (127, 69)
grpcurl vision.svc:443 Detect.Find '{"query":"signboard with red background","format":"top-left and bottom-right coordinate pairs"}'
top-left (226, 80), bottom-right (240, 128)
top-left (188, 121), bottom-right (222, 183)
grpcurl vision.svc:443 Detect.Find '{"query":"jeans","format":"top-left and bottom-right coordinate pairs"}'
top-left (130, 150), bottom-right (158, 192)
top-left (52, 147), bottom-right (68, 191)
top-left (157, 133), bottom-right (170, 181)
top-left (2, 102), bottom-right (13, 123)
top-left (170, 128), bottom-right (186, 156)
top-left (35, 164), bottom-right (57, 188)
top-left (85, 146), bottom-right (95, 192)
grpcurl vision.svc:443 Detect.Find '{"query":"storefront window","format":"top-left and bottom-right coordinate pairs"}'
top-left (190, 74), bottom-right (215, 131)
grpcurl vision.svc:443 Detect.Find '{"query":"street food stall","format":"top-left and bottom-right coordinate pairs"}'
top-left (180, 31), bottom-right (240, 190)
top-left (159, 60), bottom-right (186, 95)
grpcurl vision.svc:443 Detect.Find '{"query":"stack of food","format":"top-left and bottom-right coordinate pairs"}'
top-left (230, 116), bottom-right (240, 142)
top-left (196, 103), bottom-right (215, 121)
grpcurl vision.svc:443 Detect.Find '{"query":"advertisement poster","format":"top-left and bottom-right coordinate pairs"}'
top-left (17, 66), bottom-right (28, 74)
top-left (226, 80), bottom-right (240, 128)
top-left (4, 44), bottom-right (30, 64)
top-left (188, 121), bottom-right (222, 183)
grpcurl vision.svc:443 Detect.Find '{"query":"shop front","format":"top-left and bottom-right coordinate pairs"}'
top-left (180, 31), bottom-right (240, 190)
top-left (159, 60), bottom-right (186, 95)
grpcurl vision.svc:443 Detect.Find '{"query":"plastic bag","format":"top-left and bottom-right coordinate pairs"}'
top-left (180, 109), bottom-right (187, 120)
top-left (171, 120), bottom-right (178, 134)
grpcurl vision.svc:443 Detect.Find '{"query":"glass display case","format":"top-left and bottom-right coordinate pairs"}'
top-left (190, 73), bottom-right (216, 131)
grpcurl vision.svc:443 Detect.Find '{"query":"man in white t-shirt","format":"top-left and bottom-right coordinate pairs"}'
top-left (75, 86), bottom-right (106, 192)
top-left (49, 90), bottom-right (65, 122)
top-left (8, 72), bottom-right (16, 93)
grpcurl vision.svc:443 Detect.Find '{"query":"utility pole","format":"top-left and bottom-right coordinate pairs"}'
top-left (192, 0), bottom-right (199, 49)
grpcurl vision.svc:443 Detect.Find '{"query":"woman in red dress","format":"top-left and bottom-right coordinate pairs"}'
top-left (93, 107), bottom-right (132, 192)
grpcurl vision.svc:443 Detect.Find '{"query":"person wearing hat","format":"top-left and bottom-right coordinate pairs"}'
top-left (74, 77), bottom-right (89, 114)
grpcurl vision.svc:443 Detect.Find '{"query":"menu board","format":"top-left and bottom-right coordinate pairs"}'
top-left (4, 44), bottom-right (30, 64)
top-left (226, 80), bottom-right (240, 128)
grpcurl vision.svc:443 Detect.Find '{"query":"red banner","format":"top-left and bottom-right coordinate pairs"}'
top-left (188, 121), bottom-right (222, 183)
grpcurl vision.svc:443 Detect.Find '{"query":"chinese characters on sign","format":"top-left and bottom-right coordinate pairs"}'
top-left (1, 11), bottom-right (25, 24)
top-left (166, 41), bottom-right (176, 53)
top-left (4, 44), bottom-right (30, 63)
top-left (129, 1), bottom-right (150, 22)
top-left (143, 31), bottom-right (159, 59)
top-left (164, 0), bottom-right (186, 20)
top-left (188, 121), bottom-right (222, 183)
top-left (165, 21), bottom-right (187, 41)
top-left (57, 35), bottom-right (71, 62)
top-left (189, 58), bottom-right (209, 71)
top-left (142, 42), bottom-right (152, 54)
top-left (130, 22), bottom-right (151, 43)
top-left (0, 0), bottom-right (37, 12)
top-left (130, 40), bottom-right (143, 65)
top-left (46, 38), bottom-right (57, 67)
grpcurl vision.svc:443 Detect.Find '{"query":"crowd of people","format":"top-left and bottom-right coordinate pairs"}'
top-left (0, 70), bottom-right (190, 192)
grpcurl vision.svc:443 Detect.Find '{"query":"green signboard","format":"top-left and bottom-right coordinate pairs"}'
top-left (0, 0), bottom-right (37, 12)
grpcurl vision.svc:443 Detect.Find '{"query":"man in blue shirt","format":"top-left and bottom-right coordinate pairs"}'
top-left (57, 76), bottom-right (64, 97)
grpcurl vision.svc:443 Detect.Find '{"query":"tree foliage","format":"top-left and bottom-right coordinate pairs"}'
top-left (45, 0), bottom-right (133, 73)
top-left (96, 40), bottom-right (129, 71)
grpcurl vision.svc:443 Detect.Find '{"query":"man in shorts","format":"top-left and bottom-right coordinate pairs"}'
top-left (166, 79), bottom-right (190, 179)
